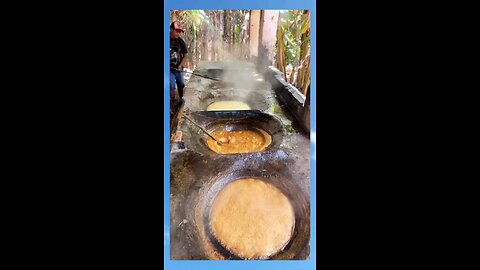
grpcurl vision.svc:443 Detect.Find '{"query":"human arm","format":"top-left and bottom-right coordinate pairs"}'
top-left (178, 53), bottom-right (188, 70)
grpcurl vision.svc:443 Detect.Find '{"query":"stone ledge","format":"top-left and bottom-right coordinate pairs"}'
top-left (264, 67), bottom-right (309, 133)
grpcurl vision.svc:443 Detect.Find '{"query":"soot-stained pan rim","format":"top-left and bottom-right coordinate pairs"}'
top-left (201, 176), bottom-right (306, 260)
top-left (191, 109), bottom-right (271, 119)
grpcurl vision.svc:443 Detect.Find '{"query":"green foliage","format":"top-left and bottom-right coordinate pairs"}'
top-left (285, 125), bottom-right (296, 134)
top-left (300, 13), bottom-right (310, 35)
top-left (186, 10), bottom-right (213, 30)
top-left (280, 10), bottom-right (305, 66)
top-left (234, 24), bottom-right (240, 43)
top-left (270, 102), bottom-right (281, 114)
top-left (186, 10), bottom-right (202, 27)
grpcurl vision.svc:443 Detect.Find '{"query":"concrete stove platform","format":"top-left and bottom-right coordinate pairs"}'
top-left (170, 61), bottom-right (310, 260)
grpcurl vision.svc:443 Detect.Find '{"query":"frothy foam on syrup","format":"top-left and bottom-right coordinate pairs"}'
top-left (206, 128), bottom-right (272, 154)
top-left (209, 179), bottom-right (295, 259)
top-left (207, 101), bottom-right (251, 111)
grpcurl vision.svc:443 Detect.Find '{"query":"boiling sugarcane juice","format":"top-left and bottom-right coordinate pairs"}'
top-left (207, 101), bottom-right (251, 111)
top-left (206, 128), bottom-right (272, 154)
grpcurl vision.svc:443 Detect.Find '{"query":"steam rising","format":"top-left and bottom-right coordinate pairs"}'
top-left (190, 44), bottom-right (274, 109)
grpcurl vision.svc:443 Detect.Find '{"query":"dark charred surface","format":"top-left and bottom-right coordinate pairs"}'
top-left (170, 61), bottom-right (310, 260)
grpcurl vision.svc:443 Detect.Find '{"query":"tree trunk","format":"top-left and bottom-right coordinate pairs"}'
top-left (232, 10), bottom-right (237, 54)
top-left (289, 66), bottom-right (295, 84)
top-left (297, 10), bottom-right (310, 93)
top-left (195, 34), bottom-right (200, 67)
top-left (223, 10), bottom-right (229, 53)
top-left (213, 11), bottom-right (218, 61)
top-left (215, 11), bottom-right (220, 61)
top-left (185, 21), bottom-right (191, 69)
top-left (302, 53), bottom-right (311, 96)
top-left (276, 20), bottom-right (287, 81)
top-left (219, 11), bottom-right (224, 60)
top-left (244, 10), bottom-right (250, 59)
top-left (201, 23), bottom-right (208, 61)
top-left (291, 12), bottom-right (299, 66)
top-left (219, 11), bottom-right (223, 60)
top-left (238, 10), bottom-right (247, 59)
top-left (206, 10), bottom-right (211, 61)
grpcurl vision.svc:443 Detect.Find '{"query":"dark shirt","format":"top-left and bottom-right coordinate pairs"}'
top-left (170, 37), bottom-right (187, 68)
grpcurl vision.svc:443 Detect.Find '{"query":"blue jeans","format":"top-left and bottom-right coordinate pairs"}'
top-left (170, 70), bottom-right (185, 99)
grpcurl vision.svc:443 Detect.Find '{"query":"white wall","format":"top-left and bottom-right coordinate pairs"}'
top-left (261, 10), bottom-right (280, 64)
top-left (249, 10), bottom-right (261, 58)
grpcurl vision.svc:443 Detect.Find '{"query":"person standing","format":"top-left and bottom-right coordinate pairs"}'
top-left (170, 21), bottom-right (188, 102)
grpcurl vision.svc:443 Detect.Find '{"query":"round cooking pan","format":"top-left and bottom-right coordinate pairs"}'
top-left (189, 88), bottom-right (272, 112)
top-left (180, 110), bottom-right (285, 155)
top-left (200, 172), bottom-right (310, 260)
top-left (170, 149), bottom-right (310, 260)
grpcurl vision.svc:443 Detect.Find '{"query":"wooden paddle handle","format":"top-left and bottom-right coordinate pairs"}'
top-left (182, 114), bottom-right (222, 144)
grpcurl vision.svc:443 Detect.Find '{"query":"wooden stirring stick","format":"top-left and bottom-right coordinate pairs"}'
top-left (182, 114), bottom-right (224, 145)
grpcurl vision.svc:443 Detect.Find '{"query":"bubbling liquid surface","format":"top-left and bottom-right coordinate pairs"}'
top-left (209, 178), bottom-right (295, 259)
top-left (207, 101), bottom-right (251, 111)
top-left (206, 128), bottom-right (272, 154)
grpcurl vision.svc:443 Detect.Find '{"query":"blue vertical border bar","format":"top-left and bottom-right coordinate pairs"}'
top-left (310, 2), bottom-right (317, 269)
top-left (163, 0), bottom-right (171, 262)
top-left (164, 1), bottom-right (316, 269)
